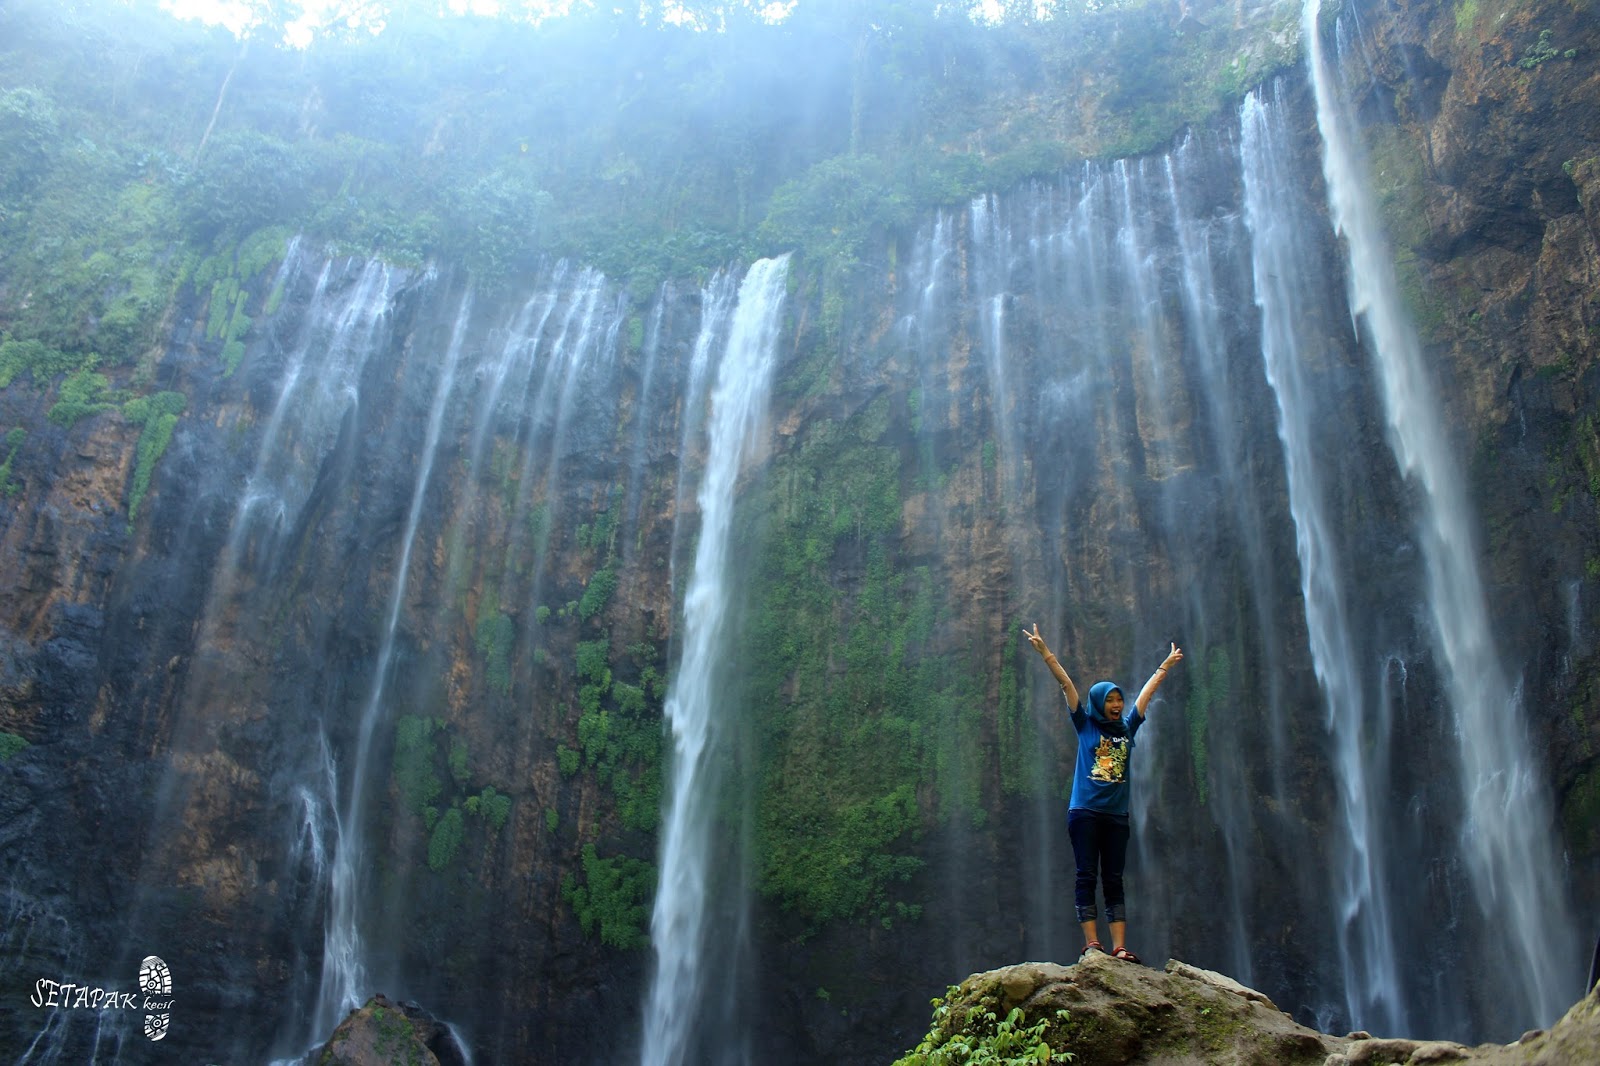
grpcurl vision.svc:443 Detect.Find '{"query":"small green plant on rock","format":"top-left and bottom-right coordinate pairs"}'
top-left (560, 844), bottom-right (656, 949)
top-left (894, 991), bottom-right (1073, 1066)
top-left (0, 731), bottom-right (30, 760)
top-left (123, 390), bottom-right (186, 523)
top-left (0, 428), bottom-right (26, 497)
top-left (1517, 29), bottom-right (1570, 69)
top-left (47, 367), bottom-right (114, 428)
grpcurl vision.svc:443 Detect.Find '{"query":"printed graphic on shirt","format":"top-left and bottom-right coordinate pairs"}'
top-left (1090, 735), bottom-right (1130, 784)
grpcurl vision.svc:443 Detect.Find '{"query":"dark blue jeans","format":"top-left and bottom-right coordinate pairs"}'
top-left (1068, 808), bottom-right (1130, 925)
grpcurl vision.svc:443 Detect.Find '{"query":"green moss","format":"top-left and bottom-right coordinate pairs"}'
top-left (391, 712), bottom-right (516, 860)
top-left (123, 391), bottom-right (186, 523)
top-left (1564, 768), bottom-right (1600, 856)
top-left (0, 731), bottom-right (29, 761)
top-left (393, 714), bottom-right (444, 816)
top-left (206, 278), bottom-right (238, 341)
top-left (560, 843), bottom-right (656, 950)
top-left (0, 337), bottom-right (84, 389)
top-left (893, 990), bottom-right (1071, 1066)
top-left (568, 635), bottom-right (663, 831)
top-left (998, 632), bottom-right (1036, 795)
top-left (448, 739), bottom-right (470, 787)
top-left (236, 226), bottom-right (292, 280)
top-left (557, 745), bottom-right (580, 776)
top-left (46, 367), bottom-right (114, 428)
top-left (474, 608), bottom-right (515, 695)
top-left (427, 805), bottom-right (465, 871)
top-left (221, 339), bottom-right (247, 377)
top-left (577, 564), bottom-right (617, 620)
top-left (744, 400), bottom-right (1002, 933)
top-left (264, 276), bottom-right (288, 317)
top-left (465, 785), bottom-right (512, 831)
top-left (1185, 647), bottom-right (1231, 805)
top-left (1517, 28), bottom-right (1563, 69)
top-left (0, 427), bottom-right (24, 496)
top-left (1574, 415), bottom-right (1600, 500)
top-left (756, 153), bottom-right (914, 276)
top-left (576, 639), bottom-right (610, 685)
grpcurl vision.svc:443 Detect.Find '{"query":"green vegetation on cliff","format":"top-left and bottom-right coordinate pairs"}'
top-left (744, 403), bottom-right (999, 934)
top-left (391, 714), bottom-right (514, 872)
top-left (0, 731), bottom-right (29, 760)
top-left (571, 635), bottom-right (664, 834)
top-left (122, 390), bottom-right (185, 522)
top-left (0, 0), bottom-right (1301, 300)
top-left (0, 427), bottom-right (24, 496)
top-left (561, 843), bottom-right (657, 950)
top-left (895, 985), bottom-right (1072, 1066)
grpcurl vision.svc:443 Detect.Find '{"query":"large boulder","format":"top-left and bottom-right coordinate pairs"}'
top-left (315, 995), bottom-right (469, 1066)
top-left (893, 956), bottom-right (1600, 1066)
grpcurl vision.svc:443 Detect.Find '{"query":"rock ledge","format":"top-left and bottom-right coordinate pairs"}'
top-left (897, 957), bottom-right (1600, 1066)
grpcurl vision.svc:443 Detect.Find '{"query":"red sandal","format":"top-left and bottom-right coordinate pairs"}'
top-left (1111, 946), bottom-right (1141, 963)
top-left (1080, 941), bottom-right (1106, 960)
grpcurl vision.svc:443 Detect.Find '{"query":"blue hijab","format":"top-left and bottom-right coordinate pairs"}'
top-left (1085, 680), bottom-right (1128, 737)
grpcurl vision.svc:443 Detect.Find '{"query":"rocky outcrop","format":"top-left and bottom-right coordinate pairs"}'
top-left (316, 995), bottom-right (469, 1066)
top-left (900, 958), bottom-right (1600, 1066)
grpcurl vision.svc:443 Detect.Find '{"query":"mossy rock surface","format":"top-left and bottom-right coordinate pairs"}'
top-left (315, 994), bottom-right (469, 1066)
top-left (911, 956), bottom-right (1338, 1066)
top-left (902, 958), bottom-right (1600, 1066)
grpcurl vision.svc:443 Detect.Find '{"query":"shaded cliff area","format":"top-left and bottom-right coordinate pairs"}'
top-left (1, 0), bottom-right (1598, 1063)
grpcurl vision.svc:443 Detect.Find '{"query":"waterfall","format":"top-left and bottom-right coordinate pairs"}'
top-left (229, 257), bottom-right (396, 577)
top-left (624, 285), bottom-right (671, 564)
top-left (1240, 86), bottom-right (1405, 1033)
top-left (465, 269), bottom-right (564, 475)
top-left (504, 268), bottom-right (612, 602)
top-left (1163, 130), bottom-right (1269, 986)
top-left (642, 255), bottom-right (790, 1066)
top-left (1304, 0), bottom-right (1576, 1028)
top-left (667, 269), bottom-right (738, 595)
top-left (313, 286), bottom-right (474, 1039)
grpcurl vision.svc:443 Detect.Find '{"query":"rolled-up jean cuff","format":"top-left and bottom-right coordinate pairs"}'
top-left (1105, 902), bottom-right (1125, 924)
top-left (1074, 904), bottom-right (1097, 923)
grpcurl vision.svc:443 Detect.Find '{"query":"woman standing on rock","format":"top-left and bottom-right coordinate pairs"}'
top-left (1024, 622), bottom-right (1182, 964)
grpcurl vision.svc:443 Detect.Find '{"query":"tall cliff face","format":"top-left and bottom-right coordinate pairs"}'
top-left (1, 0), bottom-right (1598, 1064)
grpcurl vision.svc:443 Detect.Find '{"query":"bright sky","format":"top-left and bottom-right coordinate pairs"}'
top-left (160, 0), bottom-right (811, 46)
top-left (162, 1), bottom-right (537, 47)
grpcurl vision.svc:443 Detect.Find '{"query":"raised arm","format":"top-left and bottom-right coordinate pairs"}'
top-left (1133, 643), bottom-right (1184, 716)
top-left (1023, 623), bottom-right (1080, 710)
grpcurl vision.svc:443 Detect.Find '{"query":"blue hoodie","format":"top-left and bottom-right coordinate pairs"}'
top-left (1069, 680), bottom-right (1145, 816)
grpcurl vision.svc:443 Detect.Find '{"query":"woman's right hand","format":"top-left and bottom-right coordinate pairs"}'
top-left (1024, 623), bottom-right (1051, 656)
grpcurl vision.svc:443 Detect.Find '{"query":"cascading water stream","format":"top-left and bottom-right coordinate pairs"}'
top-left (642, 255), bottom-right (790, 1066)
top-left (229, 257), bottom-right (396, 577)
top-left (666, 269), bottom-right (737, 595)
top-left (1304, 0), bottom-right (1576, 1027)
top-left (624, 287), bottom-right (670, 563)
top-left (312, 287), bottom-right (474, 1041)
top-left (963, 154), bottom-right (1260, 967)
top-left (503, 269), bottom-right (610, 592)
top-left (1161, 132), bottom-right (1268, 985)
top-left (1240, 86), bottom-right (1404, 1033)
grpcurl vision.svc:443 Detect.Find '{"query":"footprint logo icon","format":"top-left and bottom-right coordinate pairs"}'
top-left (138, 955), bottom-right (171, 1041)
